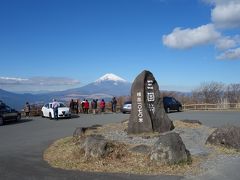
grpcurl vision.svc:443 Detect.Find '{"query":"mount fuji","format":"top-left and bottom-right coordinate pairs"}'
top-left (95, 73), bottom-right (127, 84)
top-left (59, 73), bottom-right (132, 100)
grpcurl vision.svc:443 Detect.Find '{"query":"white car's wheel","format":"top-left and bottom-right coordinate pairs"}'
top-left (0, 117), bottom-right (4, 126)
top-left (49, 112), bottom-right (53, 119)
top-left (41, 111), bottom-right (45, 118)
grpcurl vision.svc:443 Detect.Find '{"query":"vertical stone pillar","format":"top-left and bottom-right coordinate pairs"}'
top-left (128, 70), bottom-right (174, 134)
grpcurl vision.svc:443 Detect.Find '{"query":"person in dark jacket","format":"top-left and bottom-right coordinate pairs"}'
top-left (70, 99), bottom-right (74, 113)
top-left (74, 100), bottom-right (79, 114)
top-left (111, 97), bottom-right (117, 113)
top-left (91, 99), bottom-right (98, 114)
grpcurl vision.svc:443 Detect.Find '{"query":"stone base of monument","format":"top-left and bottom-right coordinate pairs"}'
top-left (44, 120), bottom-right (240, 177)
top-left (45, 120), bottom-right (238, 176)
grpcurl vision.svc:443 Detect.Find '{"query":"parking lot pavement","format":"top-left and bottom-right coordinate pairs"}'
top-left (0, 113), bottom-right (182, 180)
top-left (168, 111), bottom-right (240, 127)
top-left (1, 111), bottom-right (240, 180)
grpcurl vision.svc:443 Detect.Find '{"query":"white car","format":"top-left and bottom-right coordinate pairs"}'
top-left (41, 102), bottom-right (71, 119)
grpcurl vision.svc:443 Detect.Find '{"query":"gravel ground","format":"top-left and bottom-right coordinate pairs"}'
top-left (98, 120), bottom-right (240, 178)
top-left (174, 124), bottom-right (213, 156)
top-left (101, 121), bottom-right (213, 156)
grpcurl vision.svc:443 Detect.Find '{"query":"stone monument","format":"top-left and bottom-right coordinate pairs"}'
top-left (128, 70), bottom-right (174, 134)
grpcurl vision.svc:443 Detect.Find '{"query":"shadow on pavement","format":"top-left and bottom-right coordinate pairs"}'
top-left (71, 114), bottom-right (80, 119)
top-left (3, 119), bottom-right (33, 126)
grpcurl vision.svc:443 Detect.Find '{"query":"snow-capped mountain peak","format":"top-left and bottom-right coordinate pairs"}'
top-left (95, 73), bottom-right (127, 83)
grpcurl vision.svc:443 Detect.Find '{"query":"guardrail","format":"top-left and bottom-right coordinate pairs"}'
top-left (21, 109), bottom-right (43, 117)
top-left (183, 103), bottom-right (240, 111)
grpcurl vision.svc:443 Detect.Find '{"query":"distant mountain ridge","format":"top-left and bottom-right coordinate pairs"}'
top-left (0, 73), bottom-right (132, 110)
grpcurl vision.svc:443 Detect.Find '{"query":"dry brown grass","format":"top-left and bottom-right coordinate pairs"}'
top-left (44, 120), bottom-right (223, 175)
top-left (173, 120), bottom-right (202, 129)
top-left (44, 136), bottom-right (203, 176)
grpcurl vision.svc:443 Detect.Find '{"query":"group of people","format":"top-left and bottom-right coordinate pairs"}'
top-left (69, 97), bottom-right (119, 115)
top-left (69, 97), bottom-right (118, 114)
top-left (69, 99), bottom-right (80, 114)
top-left (23, 96), bottom-right (118, 119)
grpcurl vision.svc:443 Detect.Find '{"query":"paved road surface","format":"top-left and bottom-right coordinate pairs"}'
top-left (168, 111), bottom-right (240, 127)
top-left (170, 111), bottom-right (240, 180)
top-left (0, 113), bottom-right (181, 180)
top-left (1, 111), bottom-right (240, 180)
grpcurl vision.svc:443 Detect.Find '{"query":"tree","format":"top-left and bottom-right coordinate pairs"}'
top-left (161, 91), bottom-right (194, 104)
top-left (225, 84), bottom-right (240, 104)
top-left (192, 82), bottom-right (225, 104)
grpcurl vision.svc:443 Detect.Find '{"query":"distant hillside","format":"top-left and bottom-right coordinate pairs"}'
top-left (0, 73), bottom-right (132, 110)
top-left (0, 89), bottom-right (36, 110)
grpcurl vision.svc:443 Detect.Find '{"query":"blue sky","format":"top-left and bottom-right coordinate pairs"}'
top-left (0, 0), bottom-right (240, 92)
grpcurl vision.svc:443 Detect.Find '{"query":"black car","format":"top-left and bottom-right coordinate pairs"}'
top-left (121, 96), bottom-right (182, 114)
top-left (163, 96), bottom-right (182, 113)
top-left (0, 101), bottom-right (21, 126)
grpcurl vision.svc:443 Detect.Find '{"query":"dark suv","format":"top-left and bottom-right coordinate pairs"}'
top-left (163, 96), bottom-right (182, 113)
top-left (0, 101), bottom-right (21, 126)
top-left (121, 96), bottom-right (182, 114)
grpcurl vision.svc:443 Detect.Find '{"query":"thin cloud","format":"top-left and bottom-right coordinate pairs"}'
top-left (0, 77), bottom-right (29, 85)
top-left (215, 35), bottom-right (240, 50)
top-left (29, 77), bottom-right (80, 86)
top-left (217, 47), bottom-right (240, 60)
top-left (203, 0), bottom-right (240, 5)
top-left (0, 76), bottom-right (80, 86)
top-left (162, 24), bottom-right (220, 49)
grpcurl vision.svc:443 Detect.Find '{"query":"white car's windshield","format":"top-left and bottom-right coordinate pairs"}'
top-left (46, 103), bottom-right (67, 109)
top-left (59, 103), bottom-right (66, 107)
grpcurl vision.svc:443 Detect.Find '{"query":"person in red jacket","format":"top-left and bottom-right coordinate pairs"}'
top-left (84, 100), bottom-right (89, 114)
top-left (100, 99), bottom-right (105, 113)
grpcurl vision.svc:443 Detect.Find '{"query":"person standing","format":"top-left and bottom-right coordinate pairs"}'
top-left (84, 100), bottom-right (89, 114)
top-left (111, 97), bottom-right (117, 113)
top-left (73, 100), bottom-right (79, 114)
top-left (76, 99), bottom-right (80, 114)
top-left (52, 99), bottom-right (60, 120)
top-left (81, 99), bottom-right (86, 113)
top-left (91, 99), bottom-right (98, 114)
top-left (91, 100), bottom-right (95, 114)
top-left (70, 99), bottom-right (74, 113)
top-left (24, 102), bottom-right (30, 118)
top-left (100, 99), bottom-right (105, 113)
